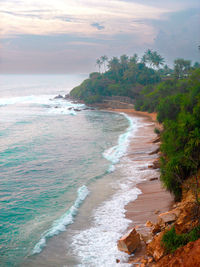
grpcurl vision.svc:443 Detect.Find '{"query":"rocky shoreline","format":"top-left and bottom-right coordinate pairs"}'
top-left (55, 95), bottom-right (200, 266)
top-left (111, 108), bottom-right (200, 267)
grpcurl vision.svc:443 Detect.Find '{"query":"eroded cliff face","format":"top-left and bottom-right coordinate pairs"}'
top-left (154, 239), bottom-right (200, 267)
top-left (117, 187), bottom-right (200, 266)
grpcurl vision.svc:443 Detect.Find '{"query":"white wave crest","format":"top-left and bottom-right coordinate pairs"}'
top-left (32, 185), bottom-right (89, 255)
top-left (103, 113), bottom-right (138, 168)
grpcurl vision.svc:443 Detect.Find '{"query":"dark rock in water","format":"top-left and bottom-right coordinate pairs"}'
top-left (68, 107), bottom-right (73, 110)
top-left (74, 109), bottom-right (81, 112)
top-left (55, 106), bottom-right (59, 108)
top-left (149, 147), bottom-right (160, 155)
top-left (54, 94), bottom-right (64, 99)
top-left (150, 177), bottom-right (158, 181)
top-left (65, 94), bottom-right (70, 99)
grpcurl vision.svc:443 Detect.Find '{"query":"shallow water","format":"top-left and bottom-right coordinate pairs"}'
top-left (0, 75), bottom-right (147, 267)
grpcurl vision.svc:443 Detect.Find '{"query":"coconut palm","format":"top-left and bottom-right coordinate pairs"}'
top-left (100, 55), bottom-right (108, 72)
top-left (143, 49), bottom-right (165, 69)
top-left (120, 54), bottom-right (129, 72)
top-left (108, 57), bottom-right (120, 80)
top-left (130, 53), bottom-right (139, 64)
top-left (96, 58), bottom-right (102, 73)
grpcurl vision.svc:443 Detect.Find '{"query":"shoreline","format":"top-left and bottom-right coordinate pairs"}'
top-left (108, 108), bottom-right (173, 263)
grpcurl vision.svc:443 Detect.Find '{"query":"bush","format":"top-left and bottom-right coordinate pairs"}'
top-left (162, 225), bottom-right (200, 253)
top-left (154, 127), bottom-right (161, 135)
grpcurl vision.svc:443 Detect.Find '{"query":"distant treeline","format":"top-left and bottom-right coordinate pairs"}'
top-left (70, 50), bottom-right (199, 104)
top-left (70, 50), bottom-right (200, 200)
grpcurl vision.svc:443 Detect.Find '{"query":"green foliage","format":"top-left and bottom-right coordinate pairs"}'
top-left (157, 94), bottom-right (182, 123)
top-left (135, 68), bottom-right (200, 199)
top-left (154, 127), bottom-right (161, 135)
top-left (162, 226), bottom-right (200, 253)
top-left (84, 95), bottom-right (102, 104)
top-left (174, 58), bottom-right (191, 79)
top-left (70, 52), bottom-right (162, 102)
top-left (70, 52), bottom-right (200, 201)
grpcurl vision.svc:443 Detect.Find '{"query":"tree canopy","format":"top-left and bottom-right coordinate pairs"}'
top-left (70, 51), bottom-right (200, 200)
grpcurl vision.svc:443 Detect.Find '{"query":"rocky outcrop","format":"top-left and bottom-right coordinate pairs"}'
top-left (148, 159), bottom-right (160, 169)
top-left (174, 201), bottom-right (198, 234)
top-left (147, 231), bottom-right (166, 261)
top-left (149, 147), bottom-right (160, 155)
top-left (120, 187), bottom-right (200, 266)
top-left (158, 210), bottom-right (179, 224)
top-left (54, 94), bottom-right (64, 99)
top-left (117, 228), bottom-right (141, 254)
top-left (154, 239), bottom-right (200, 267)
top-left (152, 137), bottom-right (161, 143)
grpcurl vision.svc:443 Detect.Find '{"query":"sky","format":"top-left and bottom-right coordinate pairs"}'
top-left (0, 0), bottom-right (200, 74)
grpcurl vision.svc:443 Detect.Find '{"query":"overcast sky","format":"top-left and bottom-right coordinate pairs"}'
top-left (0, 0), bottom-right (200, 74)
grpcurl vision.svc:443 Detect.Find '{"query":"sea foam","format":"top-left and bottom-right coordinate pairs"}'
top-left (32, 185), bottom-right (89, 254)
top-left (103, 113), bottom-right (138, 171)
top-left (70, 113), bottom-right (142, 266)
top-left (0, 94), bottom-right (86, 116)
top-left (71, 185), bottom-right (141, 267)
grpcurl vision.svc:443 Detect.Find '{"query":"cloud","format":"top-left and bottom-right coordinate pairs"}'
top-left (151, 8), bottom-right (200, 64)
top-left (0, 0), bottom-right (199, 73)
top-left (0, 0), bottom-right (168, 39)
top-left (91, 23), bottom-right (105, 30)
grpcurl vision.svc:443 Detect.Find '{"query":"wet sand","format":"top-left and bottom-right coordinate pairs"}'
top-left (110, 108), bottom-right (173, 259)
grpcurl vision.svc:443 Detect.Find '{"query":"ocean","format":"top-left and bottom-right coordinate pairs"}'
top-left (0, 74), bottom-right (156, 267)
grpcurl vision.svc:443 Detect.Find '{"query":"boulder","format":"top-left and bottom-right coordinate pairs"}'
top-left (158, 211), bottom-right (177, 224)
top-left (54, 94), bottom-right (64, 99)
top-left (152, 222), bottom-right (163, 235)
top-left (146, 220), bottom-right (154, 228)
top-left (149, 147), bottom-right (160, 155)
top-left (117, 228), bottom-right (141, 254)
top-left (140, 232), bottom-right (153, 244)
top-left (148, 160), bottom-right (160, 169)
top-left (174, 202), bottom-right (198, 234)
top-left (152, 137), bottom-right (161, 143)
top-left (147, 231), bottom-right (165, 261)
top-left (150, 177), bottom-right (158, 181)
top-left (152, 160), bottom-right (160, 169)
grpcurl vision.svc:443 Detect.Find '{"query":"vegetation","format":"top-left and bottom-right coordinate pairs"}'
top-left (136, 68), bottom-right (200, 200)
top-left (70, 50), bottom-right (164, 104)
top-left (70, 50), bottom-right (200, 200)
top-left (162, 226), bottom-right (200, 253)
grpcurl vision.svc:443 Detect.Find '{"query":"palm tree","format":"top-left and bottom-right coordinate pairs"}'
top-left (143, 49), bottom-right (165, 69)
top-left (120, 54), bottom-right (129, 71)
top-left (96, 58), bottom-right (102, 73)
top-left (130, 53), bottom-right (139, 64)
top-left (100, 55), bottom-right (108, 72)
top-left (141, 54), bottom-right (147, 65)
top-left (108, 57), bottom-right (120, 80)
top-left (151, 51), bottom-right (165, 69)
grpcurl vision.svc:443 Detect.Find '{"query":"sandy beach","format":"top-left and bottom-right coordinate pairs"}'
top-left (110, 108), bottom-right (174, 260)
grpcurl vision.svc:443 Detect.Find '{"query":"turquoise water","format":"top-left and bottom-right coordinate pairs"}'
top-left (0, 75), bottom-right (134, 266)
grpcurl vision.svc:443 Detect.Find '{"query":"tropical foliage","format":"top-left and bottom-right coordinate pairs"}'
top-left (70, 51), bottom-right (165, 103)
top-left (135, 68), bottom-right (200, 199)
top-left (162, 226), bottom-right (200, 253)
top-left (70, 51), bottom-right (200, 200)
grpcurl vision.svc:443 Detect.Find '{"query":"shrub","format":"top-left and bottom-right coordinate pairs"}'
top-left (154, 127), bottom-right (160, 135)
top-left (162, 225), bottom-right (200, 253)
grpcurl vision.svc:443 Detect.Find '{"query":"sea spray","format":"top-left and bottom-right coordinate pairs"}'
top-left (32, 185), bottom-right (89, 254)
